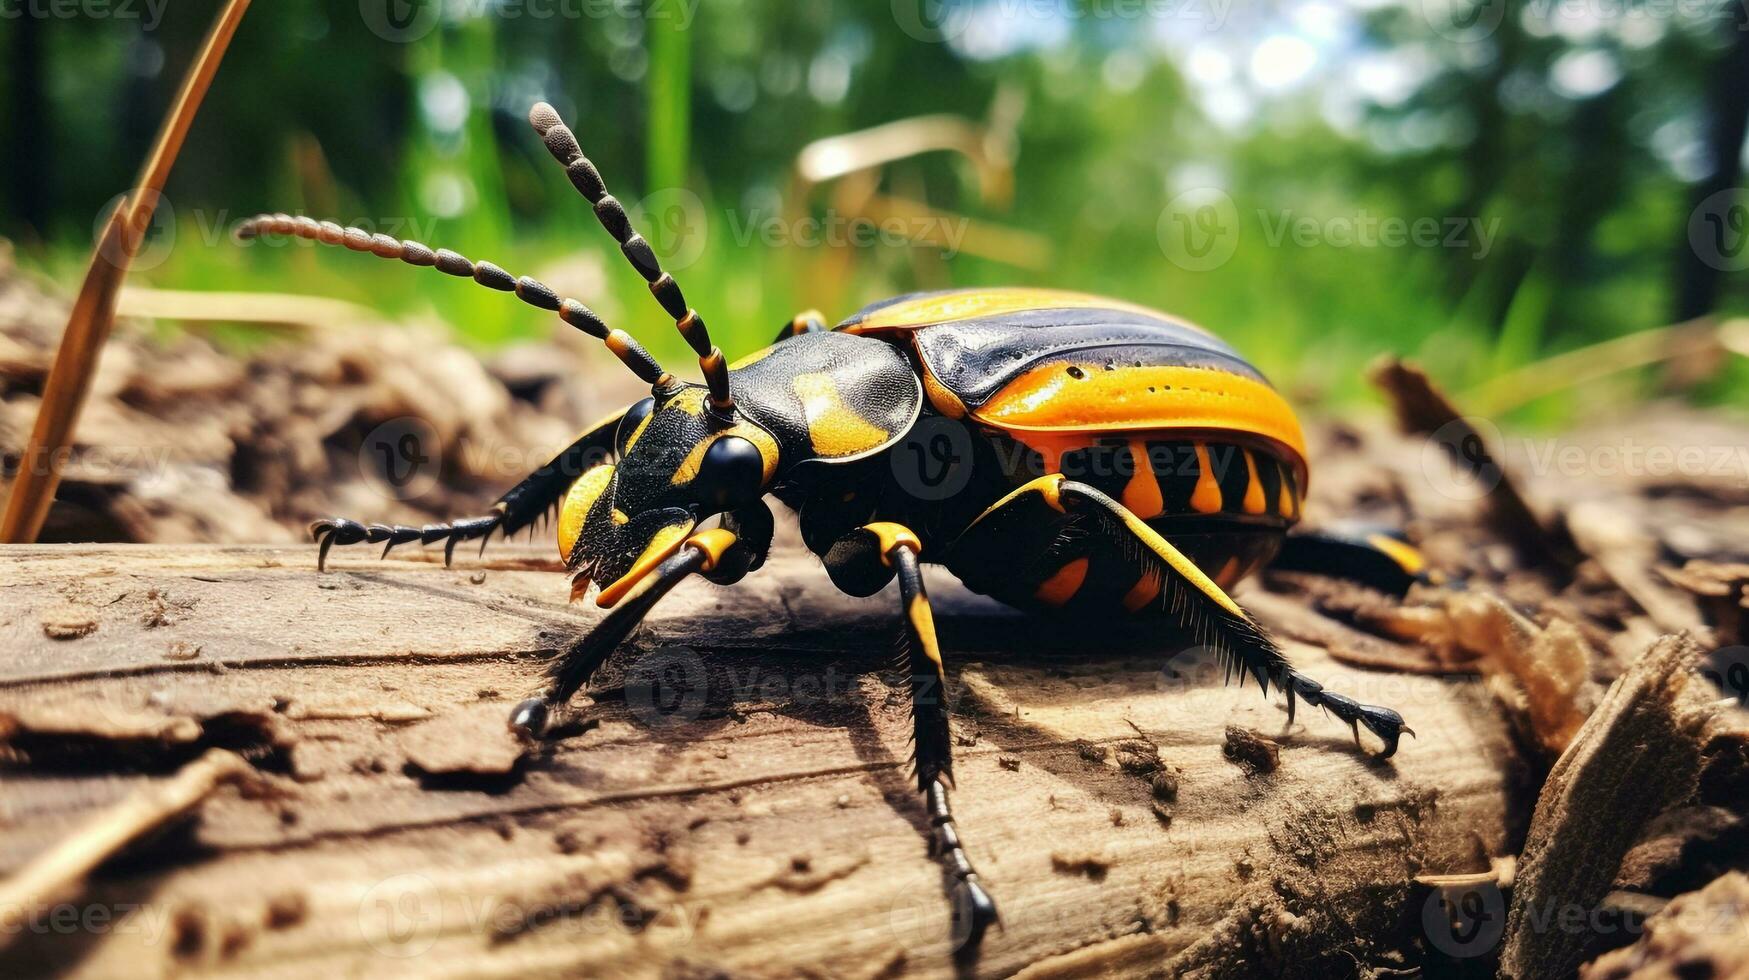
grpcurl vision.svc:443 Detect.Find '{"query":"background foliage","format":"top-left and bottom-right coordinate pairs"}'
top-left (3, 0), bottom-right (1747, 423)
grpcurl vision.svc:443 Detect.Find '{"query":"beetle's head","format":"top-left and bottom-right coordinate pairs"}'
top-left (558, 382), bottom-right (777, 607)
top-left (558, 330), bottom-right (923, 607)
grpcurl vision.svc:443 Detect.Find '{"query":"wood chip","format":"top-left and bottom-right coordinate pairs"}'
top-left (397, 702), bottom-right (527, 777)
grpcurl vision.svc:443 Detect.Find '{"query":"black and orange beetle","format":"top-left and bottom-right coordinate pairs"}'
top-left (238, 101), bottom-right (1421, 948)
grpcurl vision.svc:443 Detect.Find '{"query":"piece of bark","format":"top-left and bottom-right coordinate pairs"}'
top-left (0, 749), bottom-right (261, 946)
top-left (1397, 592), bottom-right (1601, 757)
top-left (1367, 356), bottom-right (1578, 571)
top-left (1579, 872), bottom-right (1749, 979)
top-left (1566, 500), bottom-right (1707, 639)
top-left (1660, 561), bottom-right (1749, 644)
top-left (1500, 635), bottom-right (1718, 980)
top-left (398, 701), bottom-right (529, 779)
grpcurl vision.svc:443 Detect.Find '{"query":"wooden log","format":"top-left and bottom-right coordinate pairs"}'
top-left (0, 544), bottom-right (1514, 977)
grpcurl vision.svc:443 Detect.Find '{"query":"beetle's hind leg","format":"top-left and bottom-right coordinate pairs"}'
top-left (947, 475), bottom-right (1413, 757)
top-left (1270, 528), bottom-right (1438, 596)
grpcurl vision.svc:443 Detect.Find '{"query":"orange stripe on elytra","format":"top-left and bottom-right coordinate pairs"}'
top-left (1241, 450), bottom-right (1267, 515)
top-left (1123, 439), bottom-right (1164, 518)
top-left (1122, 569), bottom-right (1161, 612)
top-left (1191, 444), bottom-right (1223, 514)
top-left (1277, 461), bottom-right (1295, 519)
top-left (1034, 557), bottom-right (1090, 606)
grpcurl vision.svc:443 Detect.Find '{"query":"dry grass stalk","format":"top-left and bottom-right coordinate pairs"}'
top-left (0, 0), bottom-right (252, 543)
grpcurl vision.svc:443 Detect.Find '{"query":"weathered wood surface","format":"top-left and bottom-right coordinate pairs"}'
top-left (0, 543), bottom-right (1512, 978)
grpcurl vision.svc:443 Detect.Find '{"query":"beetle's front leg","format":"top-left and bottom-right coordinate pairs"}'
top-left (828, 523), bottom-right (1000, 951)
top-left (510, 527), bottom-right (744, 738)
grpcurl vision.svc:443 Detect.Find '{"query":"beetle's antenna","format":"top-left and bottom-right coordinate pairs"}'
top-left (234, 215), bottom-right (672, 387)
top-left (527, 102), bottom-right (734, 417)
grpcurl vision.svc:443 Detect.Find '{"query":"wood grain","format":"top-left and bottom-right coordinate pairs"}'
top-left (0, 544), bottom-right (1512, 978)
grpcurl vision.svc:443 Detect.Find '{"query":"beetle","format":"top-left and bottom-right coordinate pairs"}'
top-left (236, 101), bottom-right (1421, 949)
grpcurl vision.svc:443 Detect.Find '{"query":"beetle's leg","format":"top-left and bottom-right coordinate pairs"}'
top-left (951, 475), bottom-right (1412, 757)
top-left (509, 527), bottom-right (746, 738)
top-left (309, 411), bottom-right (623, 571)
top-left (771, 309), bottom-right (829, 344)
top-left (1270, 529), bottom-right (1438, 596)
top-left (824, 523), bottom-right (999, 951)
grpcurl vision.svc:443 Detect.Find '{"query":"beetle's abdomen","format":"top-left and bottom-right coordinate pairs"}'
top-left (982, 430), bottom-right (1300, 534)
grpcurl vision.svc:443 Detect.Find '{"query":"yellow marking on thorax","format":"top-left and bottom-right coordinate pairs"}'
top-left (558, 464), bottom-right (615, 559)
top-left (1034, 557), bottom-right (1090, 607)
top-left (974, 362), bottom-right (1308, 481)
top-left (730, 344), bottom-right (778, 370)
top-left (844, 289), bottom-right (1214, 337)
top-left (621, 411), bottom-right (652, 451)
top-left (1241, 450), bottom-right (1267, 515)
top-left (792, 372), bottom-right (891, 457)
top-left (1191, 444), bottom-right (1223, 514)
top-left (1123, 439), bottom-right (1164, 518)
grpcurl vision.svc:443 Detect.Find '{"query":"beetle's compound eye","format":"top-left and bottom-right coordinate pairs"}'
top-left (615, 397), bottom-right (656, 456)
top-left (695, 436), bottom-right (764, 512)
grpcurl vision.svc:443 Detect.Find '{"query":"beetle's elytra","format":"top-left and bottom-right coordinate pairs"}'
top-left (239, 100), bottom-right (1421, 950)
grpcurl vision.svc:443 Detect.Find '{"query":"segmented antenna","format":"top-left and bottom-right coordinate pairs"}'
top-left (527, 102), bottom-right (734, 417)
top-left (233, 214), bottom-right (671, 387)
